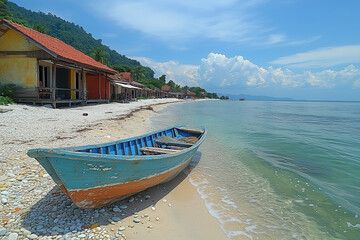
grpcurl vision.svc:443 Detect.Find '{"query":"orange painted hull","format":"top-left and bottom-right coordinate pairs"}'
top-left (67, 157), bottom-right (192, 209)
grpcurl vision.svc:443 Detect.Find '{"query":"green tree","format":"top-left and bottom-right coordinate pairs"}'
top-left (112, 64), bottom-right (132, 73)
top-left (33, 24), bottom-right (46, 33)
top-left (173, 84), bottom-right (182, 92)
top-left (132, 66), bottom-right (145, 81)
top-left (167, 80), bottom-right (175, 88)
top-left (189, 86), bottom-right (207, 98)
top-left (91, 46), bottom-right (109, 65)
top-left (206, 92), bottom-right (219, 99)
top-left (159, 75), bottom-right (166, 84)
top-left (0, 0), bottom-right (12, 20)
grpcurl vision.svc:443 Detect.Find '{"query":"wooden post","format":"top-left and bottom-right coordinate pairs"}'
top-left (52, 61), bottom-right (57, 108)
top-left (52, 61), bottom-right (56, 100)
top-left (82, 70), bottom-right (87, 101)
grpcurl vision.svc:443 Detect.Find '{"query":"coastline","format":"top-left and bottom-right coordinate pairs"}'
top-left (0, 99), bottom-right (227, 240)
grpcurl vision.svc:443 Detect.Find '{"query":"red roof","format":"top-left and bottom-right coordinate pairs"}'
top-left (119, 72), bottom-right (133, 82)
top-left (108, 72), bottom-right (135, 82)
top-left (161, 85), bottom-right (171, 92)
top-left (0, 19), bottom-right (116, 74)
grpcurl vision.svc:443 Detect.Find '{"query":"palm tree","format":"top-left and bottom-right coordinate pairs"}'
top-left (91, 47), bottom-right (109, 65)
top-left (132, 66), bottom-right (145, 81)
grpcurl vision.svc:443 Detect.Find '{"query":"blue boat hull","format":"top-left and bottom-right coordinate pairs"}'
top-left (28, 124), bottom-right (206, 208)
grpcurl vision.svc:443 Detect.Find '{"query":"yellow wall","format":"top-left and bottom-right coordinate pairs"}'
top-left (0, 29), bottom-right (40, 51)
top-left (69, 70), bottom-right (76, 99)
top-left (0, 56), bottom-right (37, 87)
top-left (0, 29), bottom-right (40, 88)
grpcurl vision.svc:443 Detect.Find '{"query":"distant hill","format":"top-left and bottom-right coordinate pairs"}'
top-left (6, 1), bottom-right (154, 78)
top-left (219, 93), bottom-right (294, 101)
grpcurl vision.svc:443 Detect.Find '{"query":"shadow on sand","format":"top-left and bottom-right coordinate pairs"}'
top-left (20, 152), bottom-right (202, 237)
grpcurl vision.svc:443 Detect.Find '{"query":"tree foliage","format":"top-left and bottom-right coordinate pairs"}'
top-left (0, 0), bottom-right (11, 19)
top-left (206, 92), bottom-right (219, 99)
top-left (91, 46), bottom-right (110, 65)
top-left (0, 83), bottom-right (15, 105)
top-left (33, 24), bottom-right (46, 33)
top-left (131, 66), bottom-right (145, 81)
top-left (159, 75), bottom-right (166, 84)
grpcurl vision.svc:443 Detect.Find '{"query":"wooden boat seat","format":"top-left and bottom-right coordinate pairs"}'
top-left (140, 147), bottom-right (180, 154)
top-left (176, 127), bottom-right (204, 134)
top-left (155, 140), bottom-right (193, 148)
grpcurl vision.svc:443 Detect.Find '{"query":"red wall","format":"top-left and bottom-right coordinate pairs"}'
top-left (86, 75), bottom-right (110, 99)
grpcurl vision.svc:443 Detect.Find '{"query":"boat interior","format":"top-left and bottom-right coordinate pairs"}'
top-left (76, 127), bottom-right (204, 156)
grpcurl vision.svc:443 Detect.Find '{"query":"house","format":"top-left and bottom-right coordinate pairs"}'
top-left (185, 90), bottom-right (196, 99)
top-left (152, 88), bottom-right (162, 98)
top-left (161, 85), bottom-right (171, 98)
top-left (109, 72), bottom-right (141, 102)
top-left (118, 72), bottom-right (133, 82)
top-left (169, 92), bottom-right (184, 99)
top-left (161, 85), bottom-right (171, 92)
top-left (130, 81), bottom-right (152, 98)
top-left (0, 19), bottom-right (117, 108)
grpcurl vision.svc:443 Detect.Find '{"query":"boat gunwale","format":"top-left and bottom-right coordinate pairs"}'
top-left (27, 124), bottom-right (207, 162)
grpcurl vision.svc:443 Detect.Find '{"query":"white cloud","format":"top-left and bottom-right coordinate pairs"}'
top-left (199, 53), bottom-right (269, 88)
top-left (270, 45), bottom-right (360, 68)
top-left (134, 53), bottom-right (360, 99)
top-left (133, 57), bottom-right (200, 87)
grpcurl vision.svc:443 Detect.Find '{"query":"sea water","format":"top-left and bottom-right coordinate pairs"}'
top-left (150, 100), bottom-right (360, 240)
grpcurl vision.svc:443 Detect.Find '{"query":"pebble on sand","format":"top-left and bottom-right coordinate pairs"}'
top-left (7, 232), bottom-right (18, 240)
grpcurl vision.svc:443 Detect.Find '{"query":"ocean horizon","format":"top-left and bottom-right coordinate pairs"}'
top-left (151, 100), bottom-right (360, 239)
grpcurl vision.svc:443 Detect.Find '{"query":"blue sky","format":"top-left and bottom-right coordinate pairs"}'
top-left (11, 0), bottom-right (360, 101)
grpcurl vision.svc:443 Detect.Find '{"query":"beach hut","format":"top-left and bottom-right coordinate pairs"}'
top-left (0, 19), bottom-right (117, 108)
top-left (170, 92), bottom-right (184, 99)
top-left (161, 85), bottom-right (171, 98)
top-left (185, 90), bottom-right (196, 99)
top-left (109, 72), bottom-right (141, 102)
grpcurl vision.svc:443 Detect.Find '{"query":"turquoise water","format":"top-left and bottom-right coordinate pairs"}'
top-left (151, 100), bottom-right (360, 239)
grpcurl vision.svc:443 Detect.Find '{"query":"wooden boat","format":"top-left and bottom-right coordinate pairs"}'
top-left (27, 124), bottom-right (207, 209)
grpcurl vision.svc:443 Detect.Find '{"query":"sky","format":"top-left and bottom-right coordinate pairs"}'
top-left (10, 0), bottom-right (360, 101)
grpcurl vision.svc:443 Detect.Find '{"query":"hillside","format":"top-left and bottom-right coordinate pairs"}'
top-left (6, 1), bottom-right (154, 78)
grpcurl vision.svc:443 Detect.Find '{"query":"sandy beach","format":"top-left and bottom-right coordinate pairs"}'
top-left (0, 99), bottom-right (227, 240)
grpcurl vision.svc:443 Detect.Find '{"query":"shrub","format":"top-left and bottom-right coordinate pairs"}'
top-left (0, 83), bottom-right (15, 105)
top-left (0, 96), bottom-right (15, 105)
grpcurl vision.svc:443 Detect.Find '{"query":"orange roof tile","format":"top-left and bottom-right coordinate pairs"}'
top-left (119, 72), bottom-right (133, 82)
top-left (161, 85), bottom-right (171, 91)
top-left (0, 19), bottom-right (116, 74)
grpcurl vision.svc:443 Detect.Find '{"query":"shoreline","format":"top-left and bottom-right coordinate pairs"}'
top-left (0, 99), bottom-right (228, 239)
